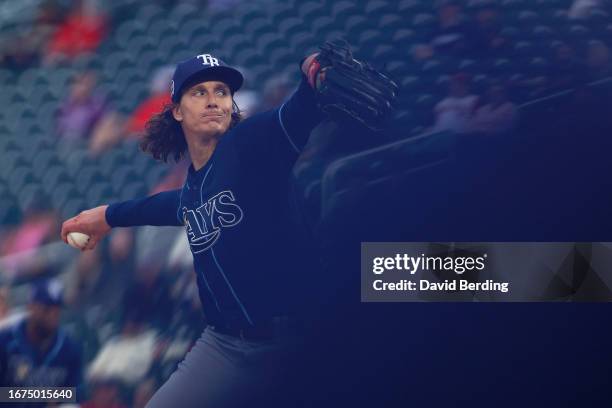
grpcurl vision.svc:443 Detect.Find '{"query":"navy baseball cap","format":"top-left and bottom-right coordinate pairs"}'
top-left (170, 53), bottom-right (244, 103)
top-left (30, 280), bottom-right (63, 306)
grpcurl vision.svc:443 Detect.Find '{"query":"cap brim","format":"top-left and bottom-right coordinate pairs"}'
top-left (182, 66), bottom-right (244, 95)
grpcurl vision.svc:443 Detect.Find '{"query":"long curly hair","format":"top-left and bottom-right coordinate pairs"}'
top-left (140, 101), bottom-right (242, 163)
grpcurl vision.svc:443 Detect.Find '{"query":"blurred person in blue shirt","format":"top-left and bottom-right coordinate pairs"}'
top-left (0, 280), bottom-right (83, 393)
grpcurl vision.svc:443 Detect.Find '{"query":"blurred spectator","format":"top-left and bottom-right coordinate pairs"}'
top-left (123, 263), bottom-right (174, 331)
top-left (81, 378), bottom-right (127, 408)
top-left (0, 195), bottom-right (58, 257)
top-left (260, 74), bottom-right (295, 113)
top-left (469, 82), bottom-right (518, 134)
top-left (149, 159), bottom-right (190, 195)
top-left (0, 0), bottom-right (65, 70)
top-left (568, 0), bottom-right (601, 19)
top-left (467, 4), bottom-right (509, 56)
top-left (62, 248), bottom-right (102, 307)
top-left (56, 71), bottom-right (123, 155)
top-left (432, 73), bottom-right (479, 133)
top-left (585, 40), bottom-right (611, 81)
top-left (548, 43), bottom-right (586, 91)
top-left (0, 287), bottom-right (9, 320)
top-left (232, 66), bottom-right (259, 117)
top-left (86, 308), bottom-right (158, 386)
top-left (430, 2), bottom-right (469, 56)
top-left (44, 0), bottom-right (108, 63)
top-left (0, 281), bottom-right (83, 390)
top-left (132, 377), bottom-right (157, 408)
top-left (56, 71), bottom-right (109, 141)
top-left (125, 67), bottom-right (174, 138)
top-left (413, 1), bottom-right (471, 61)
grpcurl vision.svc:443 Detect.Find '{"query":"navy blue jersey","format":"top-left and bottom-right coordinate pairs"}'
top-left (0, 319), bottom-right (82, 388)
top-left (106, 76), bottom-right (322, 328)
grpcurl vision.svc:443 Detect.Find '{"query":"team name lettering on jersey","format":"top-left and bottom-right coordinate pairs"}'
top-left (182, 190), bottom-right (244, 253)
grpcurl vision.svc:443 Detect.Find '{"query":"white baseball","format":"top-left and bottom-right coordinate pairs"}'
top-left (67, 232), bottom-right (90, 249)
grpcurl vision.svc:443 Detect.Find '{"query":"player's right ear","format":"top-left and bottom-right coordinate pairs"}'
top-left (172, 104), bottom-right (183, 122)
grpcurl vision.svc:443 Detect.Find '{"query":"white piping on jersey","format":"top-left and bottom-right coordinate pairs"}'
top-left (200, 163), bottom-right (214, 203)
top-left (199, 264), bottom-right (222, 313)
top-left (198, 162), bottom-right (253, 326)
top-left (196, 163), bottom-right (223, 311)
top-left (211, 247), bottom-right (254, 326)
top-left (278, 103), bottom-right (300, 154)
top-left (177, 183), bottom-right (186, 224)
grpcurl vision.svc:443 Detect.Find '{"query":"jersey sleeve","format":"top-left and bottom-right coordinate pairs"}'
top-left (231, 75), bottom-right (324, 168)
top-left (105, 189), bottom-right (184, 227)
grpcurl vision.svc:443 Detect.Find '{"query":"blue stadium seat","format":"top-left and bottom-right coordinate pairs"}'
top-left (8, 167), bottom-right (37, 193)
top-left (50, 182), bottom-right (80, 209)
top-left (311, 16), bottom-right (335, 36)
top-left (118, 181), bottom-right (147, 201)
top-left (16, 184), bottom-right (45, 208)
top-left (329, 1), bottom-right (359, 23)
top-left (60, 198), bottom-right (87, 220)
top-left (255, 32), bottom-right (285, 54)
top-left (372, 44), bottom-right (395, 61)
top-left (76, 167), bottom-right (105, 190)
top-left (378, 13), bottom-right (404, 34)
top-left (0, 199), bottom-right (20, 225)
top-left (243, 17), bottom-right (271, 37)
top-left (392, 28), bottom-right (416, 45)
top-left (287, 32), bottom-right (316, 54)
top-left (344, 15), bottom-right (369, 39)
top-left (365, 0), bottom-right (394, 15)
top-left (298, 1), bottom-right (325, 20)
top-left (111, 166), bottom-right (139, 186)
top-left (31, 151), bottom-right (60, 177)
top-left (516, 10), bottom-right (541, 26)
top-left (501, 0), bottom-right (527, 11)
top-left (40, 165), bottom-right (72, 188)
top-left (86, 182), bottom-right (114, 205)
top-left (278, 17), bottom-right (304, 38)
top-left (397, 0), bottom-right (426, 14)
top-left (269, 2), bottom-right (295, 26)
top-left (144, 165), bottom-right (168, 189)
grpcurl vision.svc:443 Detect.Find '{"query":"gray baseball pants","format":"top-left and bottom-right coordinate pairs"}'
top-left (145, 326), bottom-right (296, 408)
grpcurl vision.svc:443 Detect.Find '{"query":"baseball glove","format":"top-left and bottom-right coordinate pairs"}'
top-left (306, 39), bottom-right (399, 131)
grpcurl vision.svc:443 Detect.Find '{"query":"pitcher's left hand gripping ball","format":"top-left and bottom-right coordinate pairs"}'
top-left (305, 39), bottom-right (399, 131)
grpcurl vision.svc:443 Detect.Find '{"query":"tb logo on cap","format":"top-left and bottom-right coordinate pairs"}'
top-left (197, 53), bottom-right (219, 67)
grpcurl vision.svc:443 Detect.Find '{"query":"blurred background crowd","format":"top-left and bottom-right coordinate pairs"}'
top-left (0, 0), bottom-right (610, 406)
